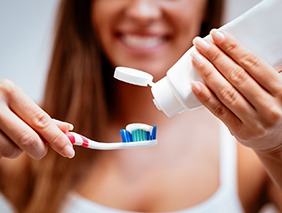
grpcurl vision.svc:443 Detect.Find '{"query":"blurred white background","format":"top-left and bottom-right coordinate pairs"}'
top-left (0, 0), bottom-right (57, 102)
top-left (0, 0), bottom-right (279, 212)
top-left (0, 0), bottom-right (262, 103)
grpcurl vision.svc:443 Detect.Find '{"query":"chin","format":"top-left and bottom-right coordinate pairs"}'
top-left (126, 62), bottom-right (169, 80)
top-left (146, 67), bottom-right (167, 81)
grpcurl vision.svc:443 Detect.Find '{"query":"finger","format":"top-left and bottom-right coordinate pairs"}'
top-left (210, 29), bottom-right (282, 95)
top-left (190, 49), bottom-right (257, 125)
top-left (0, 105), bottom-right (48, 159)
top-left (193, 35), bottom-right (273, 113)
top-left (0, 80), bottom-right (75, 158)
top-left (191, 81), bottom-right (242, 132)
top-left (52, 119), bottom-right (74, 133)
top-left (0, 130), bottom-right (22, 159)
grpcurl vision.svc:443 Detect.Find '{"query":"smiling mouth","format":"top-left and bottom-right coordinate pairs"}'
top-left (119, 34), bottom-right (167, 49)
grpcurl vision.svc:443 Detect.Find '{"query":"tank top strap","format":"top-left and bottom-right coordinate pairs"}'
top-left (219, 123), bottom-right (238, 192)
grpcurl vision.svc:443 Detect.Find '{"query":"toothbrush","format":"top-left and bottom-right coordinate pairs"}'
top-left (66, 123), bottom-right (157, 150)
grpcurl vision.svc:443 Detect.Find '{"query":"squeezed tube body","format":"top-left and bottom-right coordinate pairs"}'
top-left (151, 0), bottom-right (282, 117)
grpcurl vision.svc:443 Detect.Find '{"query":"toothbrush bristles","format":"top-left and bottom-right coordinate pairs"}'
top-left (120, 126), bottom-right (157, 142)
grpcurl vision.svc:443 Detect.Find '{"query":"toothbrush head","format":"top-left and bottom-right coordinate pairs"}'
top-left (120, 123), bottom-right (157, 142)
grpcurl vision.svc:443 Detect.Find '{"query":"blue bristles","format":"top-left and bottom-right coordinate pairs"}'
top-left (120, 129), bottom-right (132, 142)
top-left (120, 126), bottom-right (157, 143)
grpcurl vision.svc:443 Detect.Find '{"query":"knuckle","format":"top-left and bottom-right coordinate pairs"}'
top-left (252, 124), bottom-right (266, 138)
top-left (213, 104), bottom-right (226, 118)
top-left (17, 132), bottom-right (47, 159)
top-left (31, 110), bottom-right (50, 130)
top-left (209, 48), bottom-right (221, 62)
top-left (0, 131), bottom-right (23, 159)
top-left (241, 54), bottom-right (260, 69)
top-left (199, 91), bottom-right (213, 105)
top-left (18, 132), bottom-right (38, 149)
top-left (263, 106), bottom-right (282, 126)
top-left (50, 133), bottom-right (66, 152)
top-left (1, 147), bottom-right (22, 159)
top-left (229, 67), bottom-right (248, 86)
top-left (200, 67), bottom-right (214, 79)
top-left (218, 87), bottom-right (238, 106)
top-left (199, 92), bottom-right (228, 119)
top-left (224, 41), bottom-right (238, 54)
top-left (268, 107), bottom-right (281, 121)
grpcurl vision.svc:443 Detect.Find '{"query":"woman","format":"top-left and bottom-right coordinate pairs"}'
top-left (0, 0), bottom-right (281, 212)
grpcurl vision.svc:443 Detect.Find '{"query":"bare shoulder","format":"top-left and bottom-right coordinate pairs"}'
top-left (237, 142), bottom-right (266, 179)
top-left (237, 143), bottom-right (282, 212)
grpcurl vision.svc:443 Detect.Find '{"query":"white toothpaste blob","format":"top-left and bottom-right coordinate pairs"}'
top-left (125, 123), bottom-right (154, 134)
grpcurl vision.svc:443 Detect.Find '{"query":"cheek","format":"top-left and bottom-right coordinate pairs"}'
top-left (171, 17), bottom-right (202, 52)
top-left (172, 17), bottom-right (205, 53)
top-left (91, 3), bottom-right (121, 52)
top-left (170, 1), bottom-right (206, 33)
top-left (91, 10), bottom-right (112, 51)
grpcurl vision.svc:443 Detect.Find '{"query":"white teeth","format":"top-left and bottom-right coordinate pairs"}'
top-left (121, 35), bottom-right (163, 48)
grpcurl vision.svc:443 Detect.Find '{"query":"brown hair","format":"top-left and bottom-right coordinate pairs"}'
top-left (201, 0), bottom-right (225, 37)
top-left (5, 0), bottom-right (225, 212)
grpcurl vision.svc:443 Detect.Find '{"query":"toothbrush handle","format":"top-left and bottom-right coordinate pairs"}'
top-left (65, 132), bottom-right (157, 150)
top-left (66, 132), bottom-right (90, 147)
top-left (66, 132), bottom-right (122, 150)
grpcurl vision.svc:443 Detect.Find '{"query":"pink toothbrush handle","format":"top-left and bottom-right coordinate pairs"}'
top-left (66, 132), bottom-right (90, 148)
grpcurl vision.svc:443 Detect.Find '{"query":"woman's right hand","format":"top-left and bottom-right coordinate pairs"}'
top-left (0, 79), bottom-right (75, 159)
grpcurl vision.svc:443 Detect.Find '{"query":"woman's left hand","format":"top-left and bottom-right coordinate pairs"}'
top-left (190, 29), bottom-right (282, 153)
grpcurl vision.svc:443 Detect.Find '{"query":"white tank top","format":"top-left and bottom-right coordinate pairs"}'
top-left (0, 194), bottom-right (15, 213)
top-left (61, 124), bottom-right (244, 213)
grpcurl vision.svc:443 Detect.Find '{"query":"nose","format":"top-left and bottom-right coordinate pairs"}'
top-left (124, 0), bottom-right (161, 25)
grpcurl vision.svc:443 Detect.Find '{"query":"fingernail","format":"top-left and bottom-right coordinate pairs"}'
top-left (63, 144), bottom-right (75, 158)
top-left (191, 81), bottom-right (202, 95)
top-left (211, 29), bottom-right (225, 41)
top-left (191, 51), bottom-right (205, 66)
top-left (193, 37), bottom-right (210, 50)
top-left (68, 124), bottom-right (74, 131)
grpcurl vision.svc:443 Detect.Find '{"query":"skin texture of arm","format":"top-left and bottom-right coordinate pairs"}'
top-left (255, 149), bottom-right (282, 191)
top-left (237, 143), bottom-right (282, 212)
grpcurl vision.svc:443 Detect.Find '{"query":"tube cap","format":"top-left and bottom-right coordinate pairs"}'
top-left (151, 77), bottom-right (186, 117)
top-left (114, 67), bottom-right (154, 86)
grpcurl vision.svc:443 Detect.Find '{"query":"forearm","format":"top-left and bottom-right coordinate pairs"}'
top-left (255, 149), bottom-right (282, 191)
